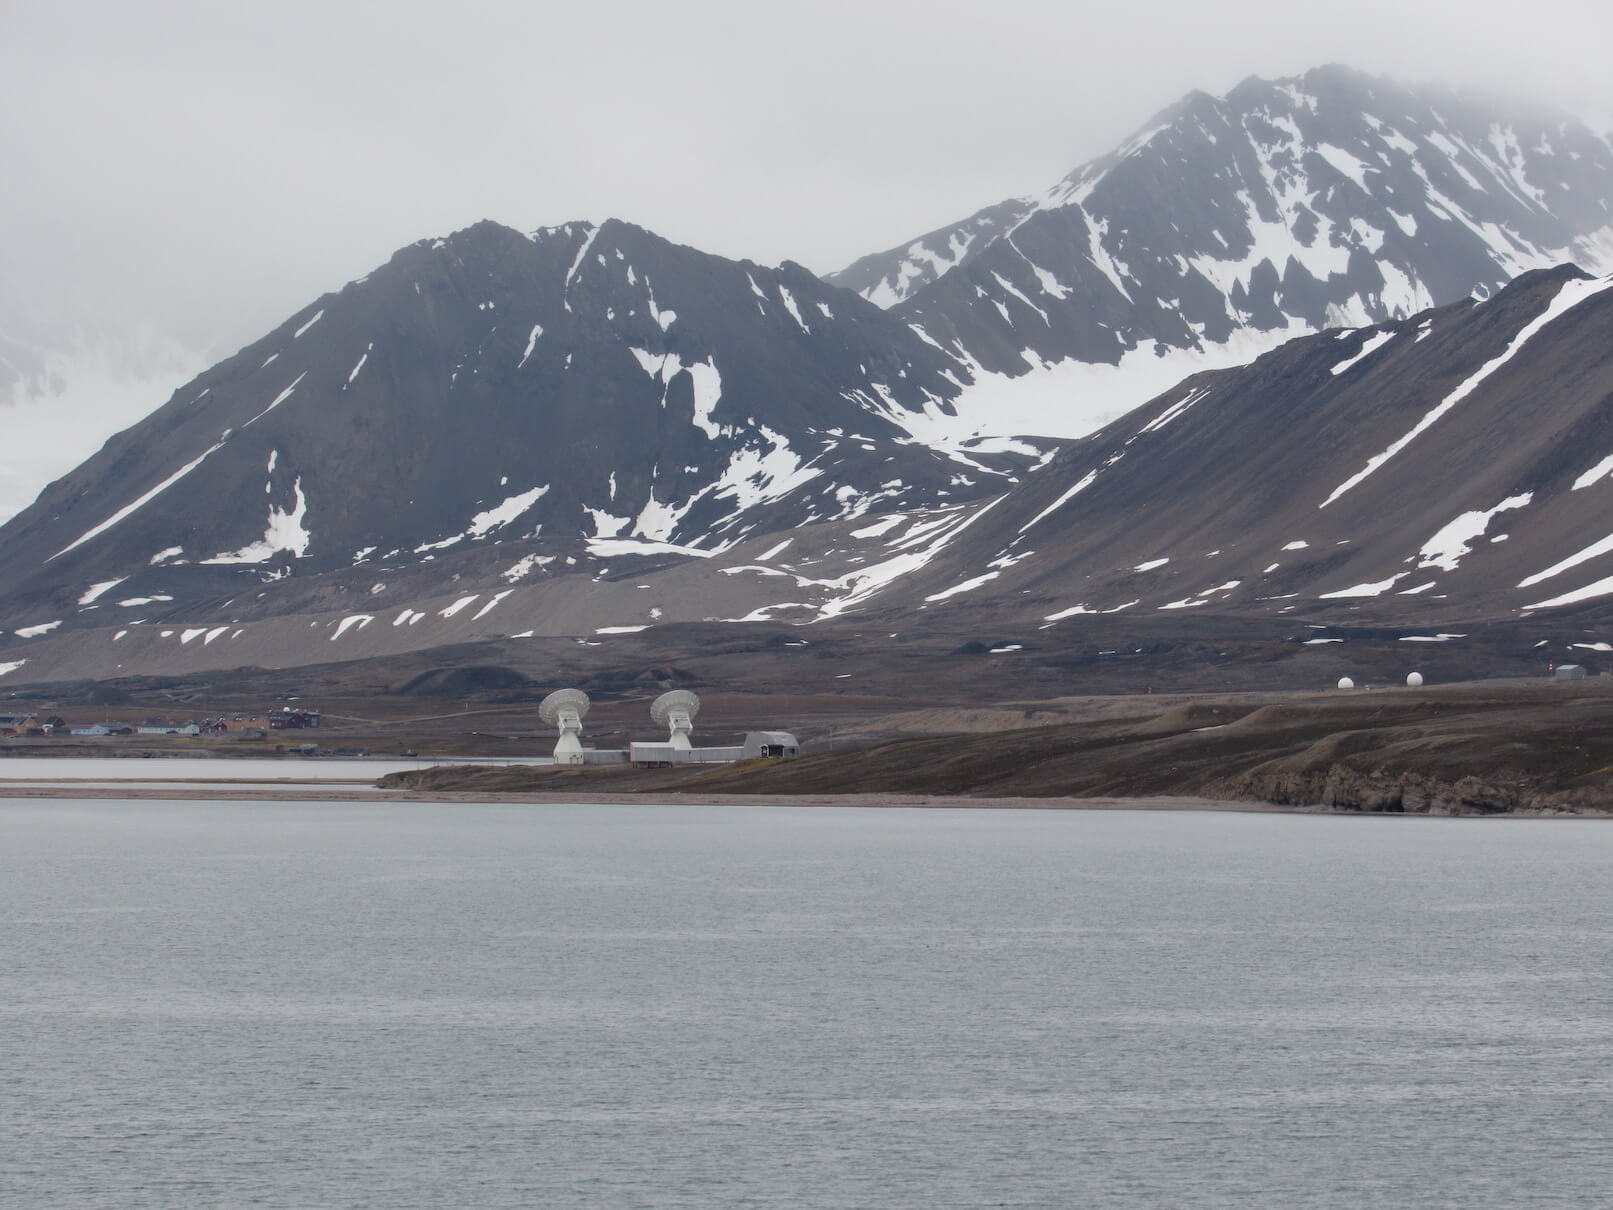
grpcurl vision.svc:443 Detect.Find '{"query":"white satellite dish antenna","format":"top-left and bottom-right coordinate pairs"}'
top-left (650, 689), bottom-right (701, 751)
top-left (539, 688), bottom-right (591, 765)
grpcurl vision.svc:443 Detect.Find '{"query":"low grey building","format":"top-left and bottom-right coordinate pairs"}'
top-left (743, 732), bottom-right (800, 759)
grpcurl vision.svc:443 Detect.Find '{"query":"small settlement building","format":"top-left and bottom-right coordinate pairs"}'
top-left (268, 708), bottom-right (322, 729)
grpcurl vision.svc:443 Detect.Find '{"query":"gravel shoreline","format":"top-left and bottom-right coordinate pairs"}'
top-left (9, 780), bottom-right (1602, 816)
top-left (0, 778), bottom-right (1297, 810)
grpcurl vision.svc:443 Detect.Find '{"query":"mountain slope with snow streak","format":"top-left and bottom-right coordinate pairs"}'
top-left (815, 265), bottom-right (1613, 631)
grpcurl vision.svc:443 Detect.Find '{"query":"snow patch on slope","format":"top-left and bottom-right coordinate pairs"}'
top-left (518, 324), bottom-right (543, 368)
top-left (705, 429), bottom-right (824, 523)
top-left (630, 349), bottom-right (725, 439)
top-left (777, 286), bottom-right (811, 334)
top-left (331, 614), bottom-right (373, 640)
top-left (413, 486), bottom-right (550, 552)
top-left (588, 537), bottom-right (714, 559)
top-left (78, 578), bottom-right (126, 605)
top-left (244, 372), bottom-right (308, 428)
top-left (1519, 529), bottom-right (1613, 589)
top-left (898, 327), bottom-right (1292, 447)
top-left (201, 478), bottom-right (312, 564)
top-left (1319, 574), bottom-right (1408, 599)
top-left (1417, 493), bottom-right (1531, 571)
top-left (468, 486), bottom-right (549, 538)
top-left (1572, 453), bottom-right (1613, 490)
top-left (816, 500), bottom-right (1003, 619)
top-left (1019, 471), bottom-right (1098, 533)
top-left (1330, 329), bottom-right (1395, 376)
top-left (346, 344), bottom-right (371, 384)
top-left (1527, 574), bottom-right (1613, 610)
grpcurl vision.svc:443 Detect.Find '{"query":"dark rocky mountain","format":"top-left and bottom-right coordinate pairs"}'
top-left (5, 265), bottom-right (1612, 692)
top-left (0, 218), bottom-right (1054, 624)
top-left (834, 65), bottom-right (1613, 386)
top-left (2, 66), bottom-right (1613, 697)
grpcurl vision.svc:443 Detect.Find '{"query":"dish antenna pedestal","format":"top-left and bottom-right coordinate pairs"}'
top-left (650, 690), bottom-right (701, 751)
top-left (539, 689), bottom-right (591, 765)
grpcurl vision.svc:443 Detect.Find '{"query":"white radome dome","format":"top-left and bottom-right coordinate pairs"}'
top-left (1406, 671), bottom-right (1424, 687)
top-left (1337, 677), bottom-right (1355, 690)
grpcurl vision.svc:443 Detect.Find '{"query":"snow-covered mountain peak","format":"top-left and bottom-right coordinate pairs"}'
top-left (831, 66), bottom-right (1613, 343)
top-left (810, 66), bottom-right (1613, 454)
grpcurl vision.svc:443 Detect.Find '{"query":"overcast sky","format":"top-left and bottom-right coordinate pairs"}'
top-left (4, 0), bottom-right (1612, 356)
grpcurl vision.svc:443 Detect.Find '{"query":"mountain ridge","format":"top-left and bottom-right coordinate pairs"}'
top-left (0, 214), bottom-right (1056, 627)
top-left (5, 264), bottom-right (1613, 694)
top-left (2, 65), bottom-right (1613, 696)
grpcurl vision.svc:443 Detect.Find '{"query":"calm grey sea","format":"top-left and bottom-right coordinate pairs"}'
top-left (2, 801), bottom-right (1610, 1208)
